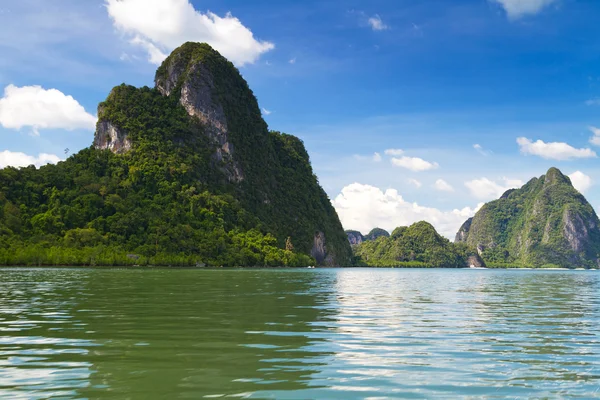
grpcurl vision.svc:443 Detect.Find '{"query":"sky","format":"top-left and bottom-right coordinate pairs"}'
top-left (1, 0), bottom-right (600, 239)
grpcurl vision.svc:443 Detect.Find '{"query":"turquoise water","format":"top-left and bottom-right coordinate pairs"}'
top-left (0, 268), bottom-right (599, 399)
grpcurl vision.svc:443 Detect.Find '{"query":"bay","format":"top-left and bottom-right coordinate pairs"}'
top-left (0, 268), bottom-right (599, 399)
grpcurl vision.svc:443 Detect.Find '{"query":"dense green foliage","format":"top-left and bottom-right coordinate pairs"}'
top-left (354, 221), bottom-right (481, 268)
top-left (457, 168), bottom-right (600, 268)
top-left (365, 228), bottom-right (390, 241)
top-left (0, 42), bottom-right (351, 266)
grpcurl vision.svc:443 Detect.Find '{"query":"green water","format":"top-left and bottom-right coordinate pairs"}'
top-left (0, 268), bottom-right (599, 399)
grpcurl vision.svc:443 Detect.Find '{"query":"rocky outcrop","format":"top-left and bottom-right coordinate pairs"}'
top-left (466, 255), bottom-right (485, 268)
top-left (93, 119), bottom-right (131, 154)
top-left (455, 218), bottom-right (472, 243)
top-left (455, 167), bottom-right (600, 268)
top-left (346, 230), bottom-right (365, 245)
top-left (311, 231), bottom-right (335, 266)
top-left (155, 46), bottom-right (243, 183)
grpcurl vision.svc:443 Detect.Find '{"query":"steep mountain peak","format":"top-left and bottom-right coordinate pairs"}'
top-left (456, 168), bottom-right (600, 268)
top-left (544, 167), bottom-right (570, 187)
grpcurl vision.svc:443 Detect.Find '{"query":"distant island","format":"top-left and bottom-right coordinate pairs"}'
top-left (0, 42), bottom-right (352, 267)
top-left (349, 168), bottom-right (600, 269)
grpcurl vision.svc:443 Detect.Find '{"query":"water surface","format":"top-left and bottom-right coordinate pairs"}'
top-left (0, 268), bottom-right (599, 399)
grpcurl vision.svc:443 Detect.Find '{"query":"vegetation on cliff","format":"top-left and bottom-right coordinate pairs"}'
top-left (0, 42), bottom-right (351, 267)
top-left (353, 221), bottom-right (482, 268)
top-left (456, 168), bottom-right (600, 268)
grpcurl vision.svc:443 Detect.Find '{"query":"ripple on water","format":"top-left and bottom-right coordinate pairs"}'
top-left (0, 268), bottom-right (599, 399)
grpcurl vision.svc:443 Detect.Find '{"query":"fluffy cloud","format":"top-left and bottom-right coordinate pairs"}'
top-left (517, 137), bottom-right (597, 160)
top-left (0, 151), bottom-right (62, 169)
top-left (105, 0), bottom-right (274, 66)
top-left (0, 85), bottom-right (97, 135)
top-left (568, 171), bottom-right (592, 194)
top-left (391, 156), bottom-right (439, 172)
top-left (589, 127), bottom-right (600, 146)
top-left (434, 179), bottom-right (454, 192)
top-left (332, 183), bottom-right (482, 239)
top-left (408, 178), bottom-right (422, 188)
top-left (491, 0), bottom-right (559, 19)
top-left (368, 15), bottom-right (388, 31)
top-left (465, 177), bottom-right (524, 200)
top-left (384, 148), bottom-right (404, 156)
top-left (261, 108), bottom-right (272, 116)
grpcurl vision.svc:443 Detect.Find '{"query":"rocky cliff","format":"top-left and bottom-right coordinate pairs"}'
top-left (92, 42), bottom-right (352, 266)
top-left (456, 167), bottom-right (600, 268)
top-left (345, 230), bottom-right (365, 245)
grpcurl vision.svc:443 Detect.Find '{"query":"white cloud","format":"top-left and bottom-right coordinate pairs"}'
top-left (517, 137), bottom-right (597, 160)
top-left (491, 0), bottom-right (559, 19)
top-left (332, 183), bottom-right (482, 239)
top-left (289, 58), bottom-right (296, 65)
top-left (0, 85), bottom-right (97, 135)
top-left (384, 148), bottom-right (404, 156)
top-left (408, 178), bottom-right (422, 188)
top-left (434, 179), bottom-right (454, 192)
top-left (261, 108), bottom-right (272, 116)
top-left (0, 150), bottom-right (62, 169)
top-left (105, 0), bottom-right (275, 66)
top-left (473, 143), bottom-right (490, 156)
top-left (373, 152), bottom-right (382, 162)
top-left (368, 14), bottom-right (389, 31)
top-left (391, 156), bottom-right (439, 172)
top-left (585, 99), bottom-right (600, 106)
top-left (568, 171), bottom-right (592, 194)
top-left (589, 126), bottom-right (600, 146)
top-left (465, 177), bottom-right (524, 200)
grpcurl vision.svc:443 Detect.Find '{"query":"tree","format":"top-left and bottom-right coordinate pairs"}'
top-left (285, 236), bottom-right (294, 252)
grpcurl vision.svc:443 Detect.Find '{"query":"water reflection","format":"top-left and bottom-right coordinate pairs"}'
top-left (0, 268), bottom-right (599, 398)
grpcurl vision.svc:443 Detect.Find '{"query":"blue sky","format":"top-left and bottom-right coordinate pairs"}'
top-left (1, 0), bottom-right (599, 238)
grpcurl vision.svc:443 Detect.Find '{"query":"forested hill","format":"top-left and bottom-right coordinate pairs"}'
top-left (456, 167), bottom-right (600, 268)
top-left (353, 221), bottom-right (483, 268)
top-left (0, 42), bottom-right (352, 267)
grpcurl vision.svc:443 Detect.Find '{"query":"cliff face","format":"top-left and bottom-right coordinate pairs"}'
top-left (456, 168), bottom-right (600, 268)
top-left (92, 42), bottom-right (351, 266)
top-left (346, 230), bottom-right (365, 245)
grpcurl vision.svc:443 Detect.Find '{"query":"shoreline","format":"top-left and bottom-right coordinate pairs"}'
top-left (0, 265), bottom-right (597, 271)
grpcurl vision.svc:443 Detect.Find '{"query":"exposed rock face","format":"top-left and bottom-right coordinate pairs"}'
top-left (455, 218), bottom-right (472, 243)
top-left (466, 255), bottom-right (485, 268)
top-left (155, 47), bottom-right (243, 183)
top-left (311, 231), bottom-right (335, 266)
top-left (456, 167), bottom-right (600, 268)
top-left (346, 230), bottom-right (365, 245)
top-left (93, 119), bottom-right (131, 154)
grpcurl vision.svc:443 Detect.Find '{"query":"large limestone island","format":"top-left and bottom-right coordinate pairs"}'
top-left (456, 168), bottom-right (600, 268)
top-left (0, 42), bottom-right (352, 267)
